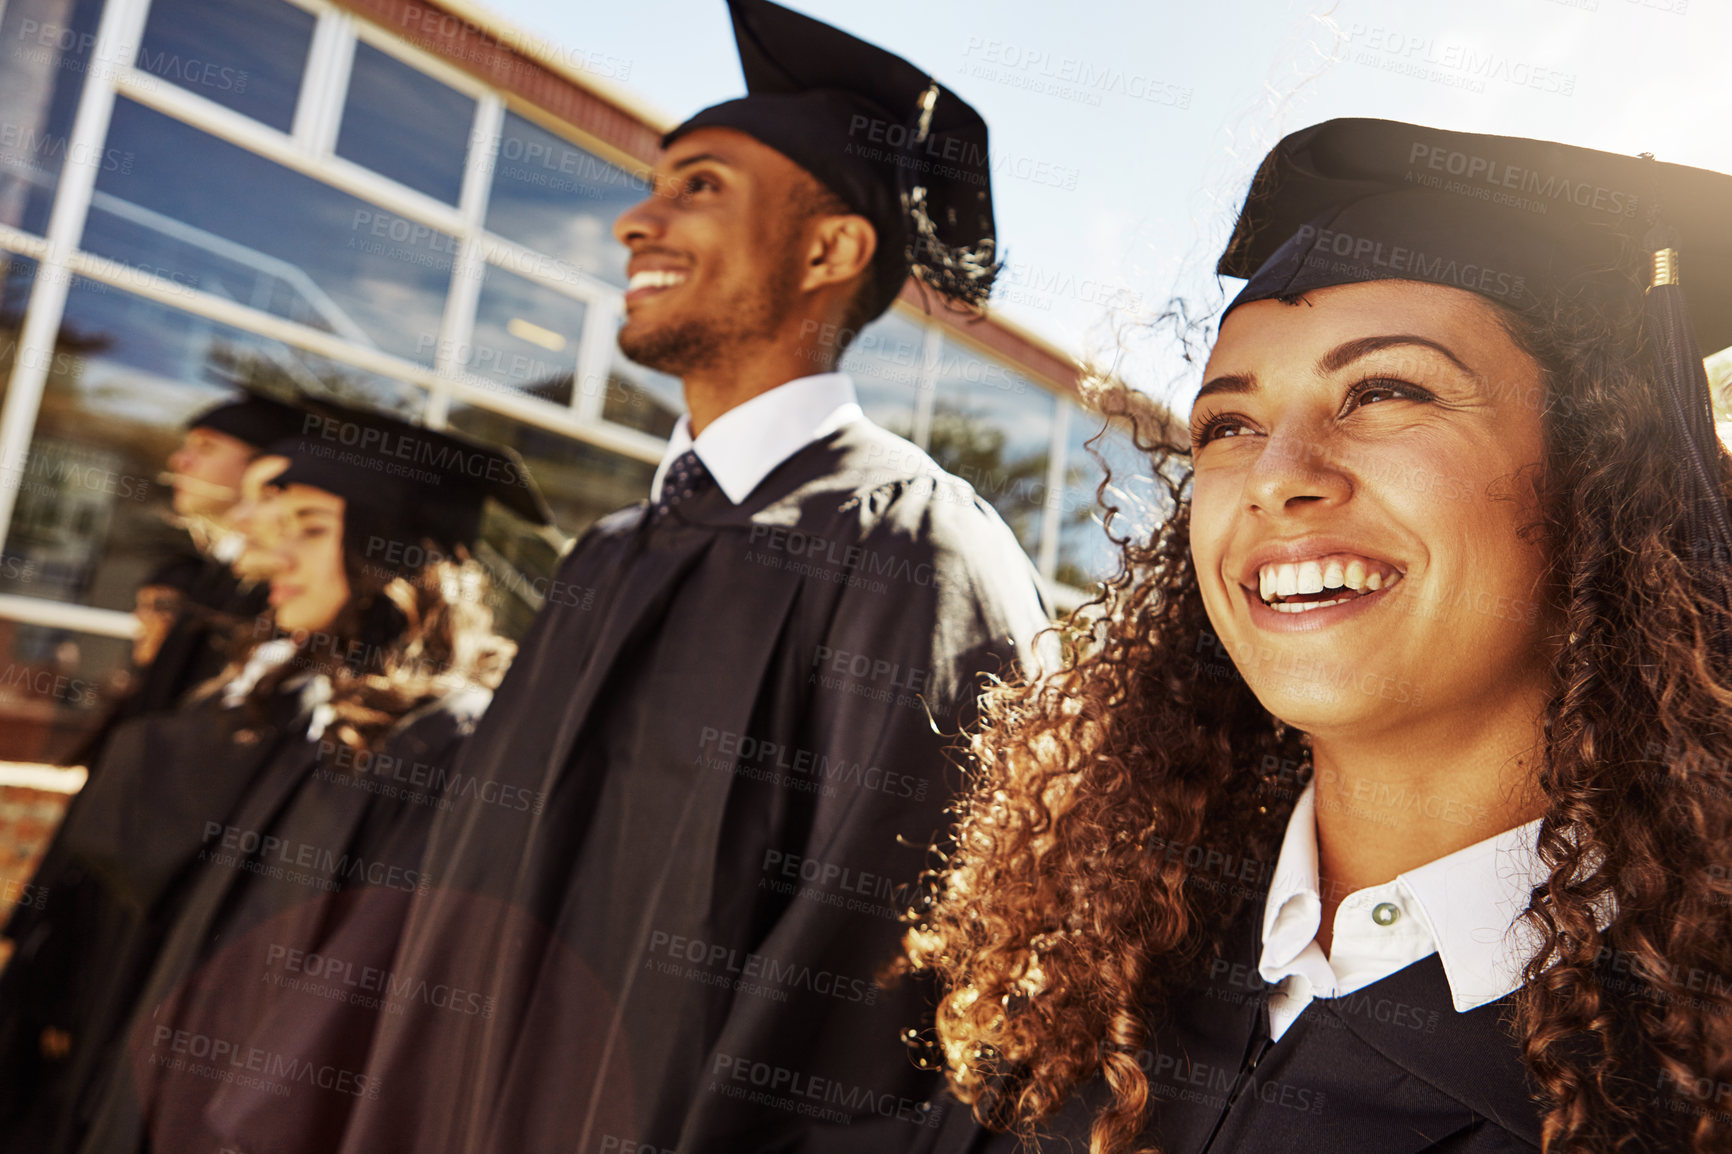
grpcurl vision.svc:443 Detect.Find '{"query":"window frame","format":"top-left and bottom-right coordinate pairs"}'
top-left (0, 0), bottom-right (1100, 642)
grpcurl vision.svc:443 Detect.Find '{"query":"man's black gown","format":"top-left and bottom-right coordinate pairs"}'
top-left (337, 417), bottom-right (1052, 1154)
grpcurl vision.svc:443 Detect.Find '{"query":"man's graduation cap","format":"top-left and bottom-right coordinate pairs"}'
top-left (266, 408), bottom-right (554, 556)
top-left (188, 390), bottom-right (310, 449)
top-left (665, 0), bottom-right (999, 320)
top-left (1219, 117), bottom-right (1732, 567)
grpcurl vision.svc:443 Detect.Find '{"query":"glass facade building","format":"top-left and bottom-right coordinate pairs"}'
top-left (0, 0), bottom-right (1142, 761)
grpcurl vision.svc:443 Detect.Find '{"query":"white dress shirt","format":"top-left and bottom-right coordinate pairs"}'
top-left (1258, 782), bottom-right (1548, 1041)
top-left (649, 372), bottom-right (865, 506)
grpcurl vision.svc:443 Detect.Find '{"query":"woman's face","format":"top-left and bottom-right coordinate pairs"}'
top-left (1188, 280), bottom-right (1554, 738)
top-left (230, 455), bottom-right (290, 585)
top-left (263, 484), bottom-right (350, 636)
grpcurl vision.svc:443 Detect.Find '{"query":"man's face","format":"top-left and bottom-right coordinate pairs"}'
top-left (167, 426), bottom-right (255, 518)
top-left (611, 128), bottom-right (814, 375)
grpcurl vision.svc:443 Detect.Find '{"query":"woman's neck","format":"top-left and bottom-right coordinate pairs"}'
top-left (1307, 681), bottom-right (1551, 954)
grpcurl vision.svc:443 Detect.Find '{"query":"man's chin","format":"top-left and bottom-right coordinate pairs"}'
top-left (617, 318), bottom-right (710, 377)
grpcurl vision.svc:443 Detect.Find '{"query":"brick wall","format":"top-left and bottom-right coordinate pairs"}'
top-left (0, 766), bottom-right (81, 967)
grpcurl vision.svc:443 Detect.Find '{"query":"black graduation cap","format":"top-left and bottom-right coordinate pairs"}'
top-left (1219, 119), bottom-right (1732, 351)
top-left (187, 390), bottom-right (311, 449)
top-left (665, 0), bottom-right (999, 320)
top-left (1219, 117), bottom-right (1732, 569)
top-left (264, 408), bottom-right (554, 555)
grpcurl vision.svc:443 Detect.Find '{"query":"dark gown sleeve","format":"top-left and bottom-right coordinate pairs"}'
top-left (337, 435), bottom-right (1050, 1154)
top-left (75, 688), bottom-right (487, 1154)
top-left (680, 477), bottom-right (1049, 1152)
top-left (0, 696), bottom-right (300, 1154)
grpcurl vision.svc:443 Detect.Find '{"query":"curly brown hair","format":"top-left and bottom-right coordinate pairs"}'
top-left (904, 289), bottom-right (1732, 1152)
top-left (217, 502), bottom-right (514, 753)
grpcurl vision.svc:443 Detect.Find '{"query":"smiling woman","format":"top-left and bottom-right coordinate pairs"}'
top-left (907, 119), bottom-right (1732, 1154)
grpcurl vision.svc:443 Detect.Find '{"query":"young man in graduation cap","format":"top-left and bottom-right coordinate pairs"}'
top-left (338, 3), bottom-right (1050, 1152)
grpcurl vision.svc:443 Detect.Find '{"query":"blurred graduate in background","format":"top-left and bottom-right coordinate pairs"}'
top-left (2, 409), bottom-right (552, 1154)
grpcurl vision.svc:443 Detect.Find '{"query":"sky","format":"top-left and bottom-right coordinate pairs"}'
top-left (473, 0), bottom-right (1732, 407)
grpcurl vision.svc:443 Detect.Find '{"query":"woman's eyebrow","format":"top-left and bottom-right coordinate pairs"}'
top-left (1195, 371), bottom-right (1257, 401)
top-left (1318, 334), bottom-right (1475, 377)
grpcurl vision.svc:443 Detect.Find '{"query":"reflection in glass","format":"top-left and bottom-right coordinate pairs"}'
top-left (467, 263), bottom-right (585, 405)
top-left (0, 620), bottom-right (130, 763)
top-left (1, 276), bottom-right (423, 619)
top-left (1055, 410), bottom-right (1162, 591)
top-left (446, 402), bottom-right (654, 637)
top-left (447, 402), bottom-right (653, 535)
top-left (135, 0), bottom-right (315, 132)
top-left (87, 100), bottom-right (455, 365)
top-left (337, 42), bottom-right (474, 205)
top-left (603, 352), bottom-right (682, 438)
top-left (841, 310), bottom-right (925, 440)
top-left (927, 337), bottom-right (1055, 555)
top-left (0, 251), bottom-right (42, 410)
top-left (484, 111), bottom-right (648, 288)
top-left (0, 0), bottom-right (103, 235)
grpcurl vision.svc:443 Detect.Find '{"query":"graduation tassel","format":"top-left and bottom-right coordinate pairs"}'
top-left (1643, 240), bottom-right (1732, 659)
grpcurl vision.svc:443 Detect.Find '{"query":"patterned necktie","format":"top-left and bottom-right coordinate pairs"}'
top-left (654, 449), bottom-right (713, 515)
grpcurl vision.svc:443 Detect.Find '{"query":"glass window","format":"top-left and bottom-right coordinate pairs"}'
top-left (926, 337), bottom-right (1055, 556)
top-left (446, 401), bottom-right (653, 535)
top-left (0, 620), bottom-right (130, 764)
top-left (840, 310), bottom-right (925, 440)
top-left (1055, 411), bottom-right (1159, 591)
top-left (444, 402), bottom-right (655, 637)
top-left (86, 99), bottom-right (455, 365)
top-left (601, 352), bottom-right (681, 438)
top-left (134, 0), bottom-right (315, 133)
top-left (484, 111), bottom-right (648, 289)
top-left (0, 251), bottom-right (41, 410)
top-left (465, 262), bottom-right (585, 404)
top-left (1, 277), bottom-right (423, 617)
top-left (336, 41), bottom-right (474, 205)
top-left (0, 0), bottom-right (104, 236)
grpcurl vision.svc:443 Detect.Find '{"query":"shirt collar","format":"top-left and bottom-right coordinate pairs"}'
top-left (1259, 780), bottom-right (1547, 1014)
top-left (650, 372), bottom-right (863, 506)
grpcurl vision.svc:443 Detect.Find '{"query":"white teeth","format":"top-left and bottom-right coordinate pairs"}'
top-left (1253, 555), bottom-right (1403, 607)
top-left (628, 270), bottom-right (688, 291)
top-left (1272, 598), bottom-right (1351, 613)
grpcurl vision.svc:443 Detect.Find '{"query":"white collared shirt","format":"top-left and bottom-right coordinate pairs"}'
top-left (1258, 782), bottom-right (1547, 1041)
top-left (649, 372), bottom-right (865, 506)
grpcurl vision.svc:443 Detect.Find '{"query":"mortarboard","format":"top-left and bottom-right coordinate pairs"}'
top-left (187, 390), bottom-right (311, 450)
top-left (665, 0), bottom-right (999, 320)
top-left (1219, 118), bottom-right (1732, 569)
top-left (265, 409), bottom-right (554, 555)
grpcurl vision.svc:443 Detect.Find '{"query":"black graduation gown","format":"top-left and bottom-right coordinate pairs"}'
top-left (70, 684), bottom-right (490, 1154)
top-left (0, 688), bottom-right (308, 1154)
top-left (336, 417), bottom-right (1052, 1154)
top-left (62, 551), bottom-right (267, 773)
top-left (3, 553), bottom-right (265, 1142)
top-left (920, 914), bottom-right (1550, 1154)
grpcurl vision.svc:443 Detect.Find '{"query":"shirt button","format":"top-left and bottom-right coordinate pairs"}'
top-left (1371, 902), bottom-right (1401, 927)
